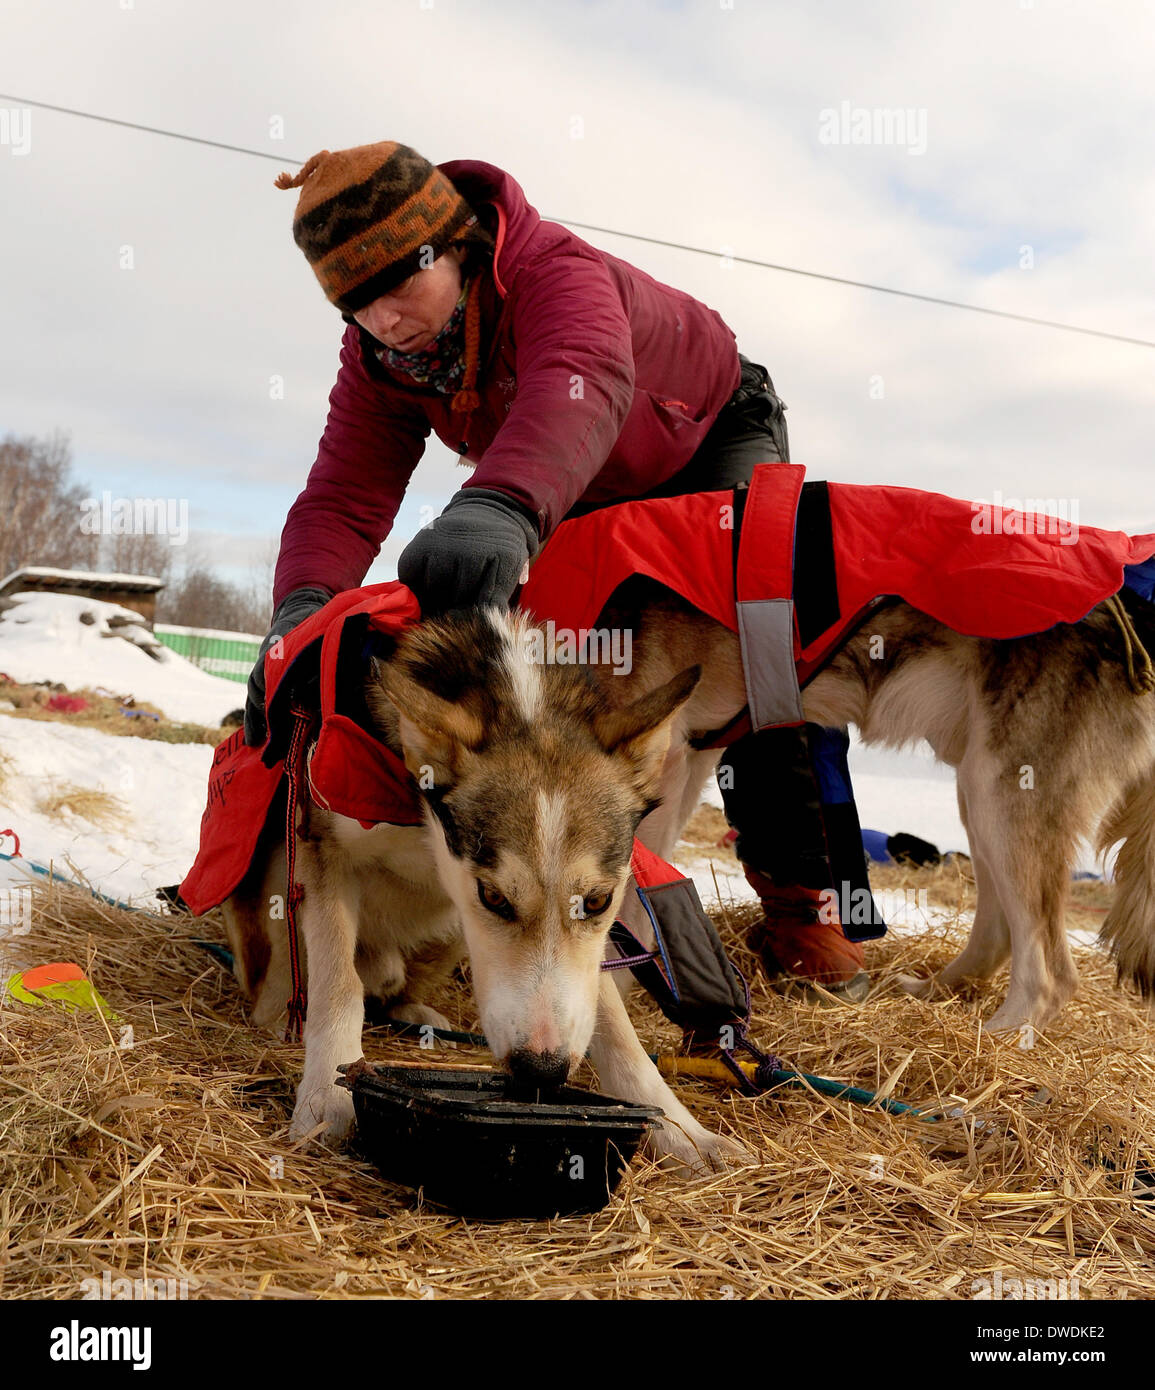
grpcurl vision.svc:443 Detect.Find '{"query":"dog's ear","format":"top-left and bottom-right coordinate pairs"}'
top-left (591, 665), bottom-right (701, 796)
top-left (366, 668), bottom-right (484, 789)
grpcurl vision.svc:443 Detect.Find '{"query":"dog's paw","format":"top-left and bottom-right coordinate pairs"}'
top-left (981, 1009), bottom-right (1036, 1040)
top-left (700, 1131), bottom-right (756, 1172)
top-left (644, 1117), bottom-right (754, 1177)
top-left (289, 1082), bottom-right (355, 1145)
top-left (388, 1002), bottom-right (456, 1046)
top-left (896, 972), bottom-right (935, 1000)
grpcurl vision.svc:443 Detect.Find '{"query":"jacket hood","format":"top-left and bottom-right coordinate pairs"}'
top-left (438, 159), bottom-right (543, 297)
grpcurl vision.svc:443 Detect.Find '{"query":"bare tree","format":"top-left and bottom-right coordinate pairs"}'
top-left (241, 539), bottom-right (278, 633)
top-left (0, 430), bottom-right (272, 635)
top-left (0, 432), bottom-right (101, 576)
top-left (157, 563), bottom-right (269, 633)
top-left (100, 531), bottom-right (175, 586)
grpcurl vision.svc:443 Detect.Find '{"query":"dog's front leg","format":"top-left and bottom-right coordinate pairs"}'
top-left (289, 851), bottom-right (364, 1144)
top-left (588, 972), bottom-right (752, 1176)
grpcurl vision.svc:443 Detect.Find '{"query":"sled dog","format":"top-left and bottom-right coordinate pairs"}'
top-left (597, 577), bottom-right (1155, 1038)
top-left (222, 607), bottom-right (748, 1174)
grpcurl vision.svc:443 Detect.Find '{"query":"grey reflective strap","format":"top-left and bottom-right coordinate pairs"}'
top-left (736, 597), bottom-right (804, 728)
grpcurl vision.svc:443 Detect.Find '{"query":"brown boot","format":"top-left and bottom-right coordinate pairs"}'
top-left (746, 872), bottom-right (870, 1005)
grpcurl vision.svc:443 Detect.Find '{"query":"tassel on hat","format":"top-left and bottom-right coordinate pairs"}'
top-left (273, 151), bottom-right (328, 191)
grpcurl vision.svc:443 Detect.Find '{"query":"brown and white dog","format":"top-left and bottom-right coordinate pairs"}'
top-left (222, 606), bottom-right (748, 1173)
top-left (225, 577), bottom-right (1155, 1173)
top-left (597, 576), bottom-right (1155, 1041)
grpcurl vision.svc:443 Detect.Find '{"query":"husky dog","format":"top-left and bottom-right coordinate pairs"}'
top-left (222, 607), bottom-right (748, 1174)
top-left (597, 577), bottom-right (1155, 1039)
top-left (225, 576), bottom-right (1155, 1173)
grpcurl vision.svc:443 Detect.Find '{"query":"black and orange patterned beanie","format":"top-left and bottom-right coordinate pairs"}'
top-left (275, 141), bottom-right (479, 314)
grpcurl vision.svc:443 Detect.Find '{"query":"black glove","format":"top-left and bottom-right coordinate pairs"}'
top-left (397, 489), bottom-right (541, 617)
top-left (244, 586), bottom-right (332, 747)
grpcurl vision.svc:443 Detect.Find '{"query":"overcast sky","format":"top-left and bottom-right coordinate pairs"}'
top-left (2, 0), bottom-right (1153, 608)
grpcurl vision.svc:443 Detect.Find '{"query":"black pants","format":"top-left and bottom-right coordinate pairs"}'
top-left (644, 355), bottom-right (792, 494)
top-left (627, 355), bottom-right (883, 938)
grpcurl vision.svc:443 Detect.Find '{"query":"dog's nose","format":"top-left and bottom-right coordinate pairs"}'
top-left (507, 1046), bottom-right (570, 1092)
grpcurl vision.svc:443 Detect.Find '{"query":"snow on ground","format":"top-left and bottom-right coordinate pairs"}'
top-left (0, 717), bottom-right (211, 899)
top-left (0, 715), bottom-right (214, 975)
top-left (846, 734), bottom-right (968, 859)
top-left (0, 592), bottom-right (245, 726)
top-left (0, 589), bottom-right (235, 972)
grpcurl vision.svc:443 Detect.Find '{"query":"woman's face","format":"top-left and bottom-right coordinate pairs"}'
top-left (352, 245), bottom-right (466, 352)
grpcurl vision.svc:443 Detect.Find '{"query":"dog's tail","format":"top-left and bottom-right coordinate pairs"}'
top-left (1098, 767), bottom-right (1155, 996)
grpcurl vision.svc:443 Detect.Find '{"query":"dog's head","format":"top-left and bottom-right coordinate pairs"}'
top-left (367, 607), bottom-right (698, 1089)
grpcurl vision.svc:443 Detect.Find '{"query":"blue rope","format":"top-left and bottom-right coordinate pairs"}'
top-left (634, 883), bottom-right (680, 1004)
top-left (0, 851), bottom-right (138, 911)
top-left (0, 851), bottom-right (227, 964)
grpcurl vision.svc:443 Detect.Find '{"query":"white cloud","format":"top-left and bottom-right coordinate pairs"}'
top-left (1, 0), bottom-right (1152, 600)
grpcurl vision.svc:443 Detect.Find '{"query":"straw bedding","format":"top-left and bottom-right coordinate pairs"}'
top-left (2, 863), bottom-right (1153, 1301)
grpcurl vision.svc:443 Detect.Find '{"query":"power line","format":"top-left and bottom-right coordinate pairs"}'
top-left (557, 219), bottom-right (1155, 349)
top-left (0, 93), bottom-right (290, 164)
top-left (3, 92), bottom-right (1152, 351)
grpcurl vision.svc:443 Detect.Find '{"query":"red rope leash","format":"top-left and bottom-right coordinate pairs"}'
top-left (283, 703), bottom-right (315, 1042)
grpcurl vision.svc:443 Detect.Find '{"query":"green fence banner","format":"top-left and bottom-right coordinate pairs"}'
top-left (154, 624), bottom-right (263, 684)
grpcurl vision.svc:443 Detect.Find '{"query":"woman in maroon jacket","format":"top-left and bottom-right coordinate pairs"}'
top-left (249, 140), bottom-right (874, 997)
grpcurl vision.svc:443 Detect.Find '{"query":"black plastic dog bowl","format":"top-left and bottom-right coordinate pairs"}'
top-left (337, 1063), bottom-right (663, 1219)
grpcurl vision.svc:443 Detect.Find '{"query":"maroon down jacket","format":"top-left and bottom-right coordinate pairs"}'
top-left (273, 159), bottom-right (742, 605)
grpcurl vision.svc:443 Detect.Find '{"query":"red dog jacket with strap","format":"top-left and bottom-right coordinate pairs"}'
top-left (519, 463), bottom-right (1155, 731)
top-left (180, 585), bottom-right (425, 915)
top-left (184, 466), bottom-right (1155, 914)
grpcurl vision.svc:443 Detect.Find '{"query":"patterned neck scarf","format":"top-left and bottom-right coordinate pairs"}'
top-left (377, 280), bottom-right (470, 394)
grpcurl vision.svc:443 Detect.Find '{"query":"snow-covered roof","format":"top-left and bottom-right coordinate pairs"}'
top-left (0, 590), bottom-right (243, 724)
top-left (0, 566), bottom-right (166, 594)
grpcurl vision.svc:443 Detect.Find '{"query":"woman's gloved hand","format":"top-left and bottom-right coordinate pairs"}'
top-left (397, 489), bottom-right (540, 616)
top-left (243, 586), bottom-right (333, 747)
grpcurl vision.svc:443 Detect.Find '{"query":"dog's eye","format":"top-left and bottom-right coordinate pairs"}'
top-left (582, 890), bottom-right (612, 917)
top-left (477, 881), bottom-right (513, 918)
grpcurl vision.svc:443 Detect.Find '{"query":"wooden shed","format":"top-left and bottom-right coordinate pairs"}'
top-left (0, 566), bottom-right (165, 625)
